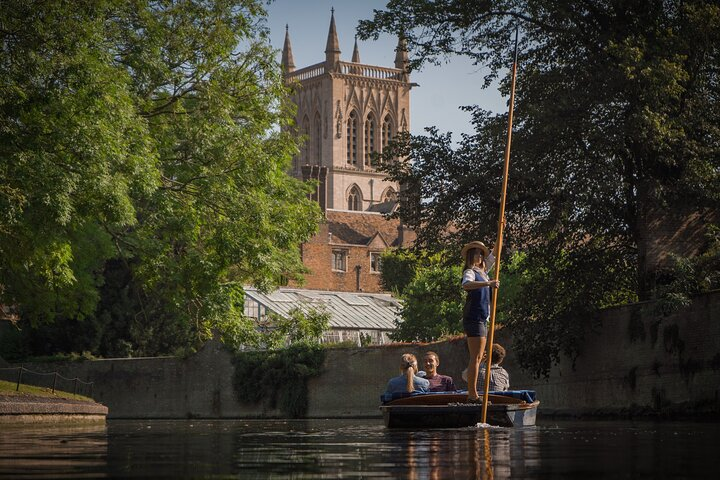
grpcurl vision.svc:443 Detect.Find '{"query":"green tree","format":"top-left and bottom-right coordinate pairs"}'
top-left (1, 1), bottom-right (321, 358)
top-left (379, 247), bottom-right (425, 294)
top-left (392, 261), bottom-right (465, 342)
top-left (0, 1), bottom-right (156, 324)
top-left (360, 0), bottom-right (719, 375)
top-left (381, 249), bottom-right (467, 342)
top-left (264, 306), bottom-right (331, 349)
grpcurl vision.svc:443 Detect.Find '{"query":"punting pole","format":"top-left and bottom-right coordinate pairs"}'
top-left (481, 25), bottom-right (520, 424)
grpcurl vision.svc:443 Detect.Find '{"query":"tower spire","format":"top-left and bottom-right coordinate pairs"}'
top-left (352, 36), bottom-right (360, 63)
top-left (325, 8), bottom-right (341, 71)
top-left (282, 24), bottom-right (295, 73)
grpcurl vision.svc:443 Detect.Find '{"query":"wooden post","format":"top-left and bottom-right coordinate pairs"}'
top-left (482, 26), bottom-right (519, 424)
top-left (16, 365), bottom-right (23, 392)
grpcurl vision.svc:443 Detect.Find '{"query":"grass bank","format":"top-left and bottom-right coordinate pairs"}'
top-left (0, 379), bottom-right (94, 402)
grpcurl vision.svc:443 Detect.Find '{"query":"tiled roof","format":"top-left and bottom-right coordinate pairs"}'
top-left (244, 287), bottom-right (400, 331)
top-left (325, 209), bottom-right (402, 246)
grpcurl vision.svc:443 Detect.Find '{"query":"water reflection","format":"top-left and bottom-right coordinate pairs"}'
top-left (403, 436), bottom-right (444, 480)
top-left (373, 425), bottom-right (537, 479)
top-left (0, 419), bottom-right (718, 479)
top-left (0, 423), bottom-right (107, 479)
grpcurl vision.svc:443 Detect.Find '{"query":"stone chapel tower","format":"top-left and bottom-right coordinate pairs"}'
top-left (282, 11), bottom-right (415, 293)
top-left (283, 11), bottom-right (411, 212)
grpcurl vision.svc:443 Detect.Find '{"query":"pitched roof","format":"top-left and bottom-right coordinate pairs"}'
top-left (366, 200), bottom-right (398, 214)
top-left (325, 209), bottom-right (402, 246)
top-left (244, 287), bottom-right (400, 331)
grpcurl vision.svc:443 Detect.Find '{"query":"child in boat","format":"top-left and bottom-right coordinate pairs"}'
top-left (384, 353), bottom-right (430, 394)
top-left (422, 351), bottom-right (457, 392)
top-left (462, 343), bottom-right (510, 392)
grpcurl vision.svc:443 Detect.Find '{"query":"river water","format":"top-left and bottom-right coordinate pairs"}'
top-left (0, 418), bottom-right (717, 479)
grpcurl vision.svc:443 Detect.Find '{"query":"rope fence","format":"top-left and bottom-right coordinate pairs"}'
top-left (0, 366), bottom-right (94, 399)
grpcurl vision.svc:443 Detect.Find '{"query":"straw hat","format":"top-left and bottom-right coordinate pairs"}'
top-left (461, 241), bottom-right (489, 260)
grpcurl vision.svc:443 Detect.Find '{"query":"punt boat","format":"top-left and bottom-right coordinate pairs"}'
top-left (380, 390), bottom-right (539, 428)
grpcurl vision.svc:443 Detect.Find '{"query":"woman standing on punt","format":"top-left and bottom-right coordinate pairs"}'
top-left (461, 241), bottom-right (499, 403)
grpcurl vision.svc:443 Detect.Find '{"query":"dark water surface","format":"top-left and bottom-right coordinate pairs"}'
top-left (1, 418), bottom-right (718, 479)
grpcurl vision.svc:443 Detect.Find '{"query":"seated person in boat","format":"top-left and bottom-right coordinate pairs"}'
top-left (422, 351), bottom-right (457, 392)
top-left (462, 343), bottom-right (510, 392)
top-left (384, 353), bottom-right (430, 394)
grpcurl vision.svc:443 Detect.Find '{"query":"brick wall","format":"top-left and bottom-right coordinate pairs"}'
top-left (297, 242), bottom-right (383, 292)
top-left (644, 206), bottom-right (718, 271)
top-left (291, 211), bottom-right (412, 293)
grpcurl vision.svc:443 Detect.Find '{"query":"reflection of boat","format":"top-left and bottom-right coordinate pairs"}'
top-left (380, 391), bottom-right (539, 429)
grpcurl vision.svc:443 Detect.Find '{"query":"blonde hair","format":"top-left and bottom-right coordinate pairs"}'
top-left (400, 353), bottom-right (418, 392)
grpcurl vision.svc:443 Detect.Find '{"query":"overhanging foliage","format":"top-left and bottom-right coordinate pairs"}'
top-left (0, 1), bottom-right (321, 359)
top-left (361, 0), bottom-right (720, 376)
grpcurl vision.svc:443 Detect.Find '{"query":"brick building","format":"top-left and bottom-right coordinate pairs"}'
top-left (283, 11), bottom-right (415, 292)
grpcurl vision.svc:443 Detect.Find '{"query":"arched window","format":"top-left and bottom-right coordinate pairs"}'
top-left (313, 112), bottom-right (322, 163)
top-left (381, 114), bottom-right (393, 163)
top-left (346, 111), bottom-right (358, 165)
top-left (364, 114), bottom-right (375, 166)
top-left (382, 187), bottom-right (397, 203)
top-left (347, 185), bottom-right (362, 211)
top-left (301, 115), bottom-right (310, 164)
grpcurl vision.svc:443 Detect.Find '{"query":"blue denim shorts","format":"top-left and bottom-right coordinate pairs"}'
top-left (463, 319), bottom-right (488, 338)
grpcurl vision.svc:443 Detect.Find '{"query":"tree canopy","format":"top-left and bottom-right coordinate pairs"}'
top-left (0, 0), bottom-right (321, 358)
top-left (380, 249), bottom-right (465, 342)
top-left (361, 0), bottom-right (720, 375)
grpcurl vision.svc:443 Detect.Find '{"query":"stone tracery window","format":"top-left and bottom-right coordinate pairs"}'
top-left (382, 187), bottom-right (397, 203)
top-left (381, 114), bottom-right (393, 164)
top-left (364, 114), bottom-right (375, 166)
top-left (347, 185), bottom-right (362, 211)
top-left (346, 111), bottom-right (358, 165)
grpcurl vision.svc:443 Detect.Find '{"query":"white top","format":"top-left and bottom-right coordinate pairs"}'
top-left (462, 251), bottom-right (495, 284)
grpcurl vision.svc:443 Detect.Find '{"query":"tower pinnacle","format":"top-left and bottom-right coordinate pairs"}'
top-left (352, 36), bottom-right (361, 63)
top-left (394, 35), bottom-right (409, 72)
top-left (282, 24), bottom-right (295, 73)
top-left (325, 9), bottom-right (341, 70)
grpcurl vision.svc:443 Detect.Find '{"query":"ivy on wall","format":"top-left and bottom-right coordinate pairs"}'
top-left (232, 343), bottom-right (325, 418)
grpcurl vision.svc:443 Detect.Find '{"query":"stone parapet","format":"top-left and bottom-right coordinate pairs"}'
top-left (5, 291), bottom-right (719, 419)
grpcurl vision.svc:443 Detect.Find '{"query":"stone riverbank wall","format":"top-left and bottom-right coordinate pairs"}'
top-left (10, 291), bottom-right (719, 419)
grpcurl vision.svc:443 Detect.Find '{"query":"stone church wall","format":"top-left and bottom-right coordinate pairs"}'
top-left (11, 291), bottom-right (719, 419)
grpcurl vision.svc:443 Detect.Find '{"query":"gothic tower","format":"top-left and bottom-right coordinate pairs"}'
top-left (283, 11), bottom-right (415, 293)
top-left (283, 11), bottom-right (411, 212)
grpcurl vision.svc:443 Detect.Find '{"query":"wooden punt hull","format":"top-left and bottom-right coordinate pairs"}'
top-left (380, 393), bottom-right (539, 429)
